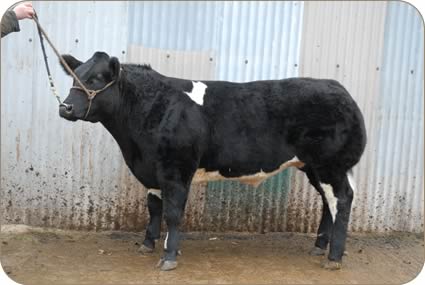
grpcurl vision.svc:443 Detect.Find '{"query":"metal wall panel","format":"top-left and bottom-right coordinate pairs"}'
top-left (372, 1), bottom-right (424, 232)
top-left (128, 1), bottom-right (219, 51)
top-left (127, 1), bottom-right (218, 80)
top-left (214, 1), bottom-right (304, 82)
top-left (127, 1), bottom-right (304, 81)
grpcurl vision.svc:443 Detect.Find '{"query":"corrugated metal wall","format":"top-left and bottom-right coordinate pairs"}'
top-left (372, 1), bottom-right (424, 232)
top-left (1, 1), bottom-right (423, 233)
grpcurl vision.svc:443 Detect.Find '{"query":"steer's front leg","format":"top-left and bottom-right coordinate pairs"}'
top-left (156, 179), bottom-right (189, 271)
top-left (154, 133), bottom-right (200, 271)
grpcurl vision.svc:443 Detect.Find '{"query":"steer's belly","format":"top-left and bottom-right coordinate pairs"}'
top-left (192, 158), bottom-right (304, 187)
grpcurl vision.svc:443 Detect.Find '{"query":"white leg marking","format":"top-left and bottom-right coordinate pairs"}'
top-left (148, 189), bottom-right (162, 200)
top-left (164, 232), bottom-right (169, 250)
top-left (184, 81), bottom-right (207, 105)
top-left (347, 172), bottom-right (356, 191)
top-left (321, 183), bottom-right (338, 223)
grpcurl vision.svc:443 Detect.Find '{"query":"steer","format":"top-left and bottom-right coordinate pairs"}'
top-left (58, 51), bottom-right (367, 271)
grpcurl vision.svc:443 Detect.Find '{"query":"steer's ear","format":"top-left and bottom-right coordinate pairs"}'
top-left (60, 54), bottom-right (82, 75)
top-left (109, 57), bottom-right (121, 80)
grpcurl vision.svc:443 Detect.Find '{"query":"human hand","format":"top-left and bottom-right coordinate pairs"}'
top-left (13, 2), bottom-right (34, 20)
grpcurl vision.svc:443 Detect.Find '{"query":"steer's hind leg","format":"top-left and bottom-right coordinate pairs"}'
top-left (322, 171), bottom-right (354, 270)
top-left (305, 168), bottom-right (333, 256)
top-left (310, 199), bottom-right (333, 256)
top-left (139, 190), bottom-right (163, 254)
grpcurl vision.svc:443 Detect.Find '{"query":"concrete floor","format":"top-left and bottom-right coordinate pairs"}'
top-left (0, 226), bottom-right (423, 284)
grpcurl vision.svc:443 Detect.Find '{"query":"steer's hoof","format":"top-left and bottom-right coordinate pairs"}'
top-left (321, 260), bottom-right (342, 270)
top-left (309, 246), bottom-right (326, 256)
top-left (138, 244), bottom-right (154, 254)
top-left (160, 260), bottom-right (178, 271)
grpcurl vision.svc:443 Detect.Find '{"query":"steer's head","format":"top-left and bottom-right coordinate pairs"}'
top-left (59, 51), bottom-right (121, 123)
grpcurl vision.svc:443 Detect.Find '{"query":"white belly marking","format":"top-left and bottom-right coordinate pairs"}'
top-left (192, 157), bottom-right (304, 187)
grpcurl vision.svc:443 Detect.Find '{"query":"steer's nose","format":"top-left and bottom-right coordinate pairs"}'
top-left (59, 103), bottom-right (73, 117)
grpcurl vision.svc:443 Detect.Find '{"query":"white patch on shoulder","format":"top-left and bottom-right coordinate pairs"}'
top-left (147, 189), bottom-right (162, 200)
top-left (321, 183), bottom-right (338, 223)
top-left (184, 81), bottom-right (207, 105)
top-left (347, 172), bottom-right (356, 191)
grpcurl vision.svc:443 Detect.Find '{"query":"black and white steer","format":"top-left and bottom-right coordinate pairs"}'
top-left (58, 52), bottom-right (366, 271)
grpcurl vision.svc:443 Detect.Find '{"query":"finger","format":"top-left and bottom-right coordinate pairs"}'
top-left (23, 2), bottom-right (33, 7)
top-left (25, 7), bottom-right (34, 14)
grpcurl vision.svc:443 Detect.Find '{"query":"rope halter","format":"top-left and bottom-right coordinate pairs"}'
top-left (70, 76), bottom-right (119, 119)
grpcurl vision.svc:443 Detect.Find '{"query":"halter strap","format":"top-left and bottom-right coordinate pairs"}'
top-left (70, 76), bottom-right (119, 119)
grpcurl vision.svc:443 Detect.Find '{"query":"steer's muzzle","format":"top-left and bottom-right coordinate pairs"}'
top-left (59, 103), bottom-right (76, 121)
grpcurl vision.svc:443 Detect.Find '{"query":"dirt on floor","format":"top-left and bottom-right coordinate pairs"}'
top-left (0, 226), bottom-right (423, 284)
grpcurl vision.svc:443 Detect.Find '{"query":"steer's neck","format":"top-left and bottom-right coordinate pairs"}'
top-left (100, 113), bottom-right (140, 171)
top-left (99, 67), bottom-right (154, 161)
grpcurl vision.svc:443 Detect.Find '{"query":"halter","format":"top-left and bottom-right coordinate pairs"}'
top-left (70, 77), bottom-right (118, 119)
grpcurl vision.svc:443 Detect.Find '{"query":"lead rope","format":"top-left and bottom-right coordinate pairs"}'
top-left (32, 12), bottom-right (96, 105)
top-left (33, 12), bottom-right (62, 105)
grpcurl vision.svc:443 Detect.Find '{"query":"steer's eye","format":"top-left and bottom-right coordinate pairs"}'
top-left (87, 78), bottom-right (96, 85)
top-left (87, 74), bottom-right (103, 85)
